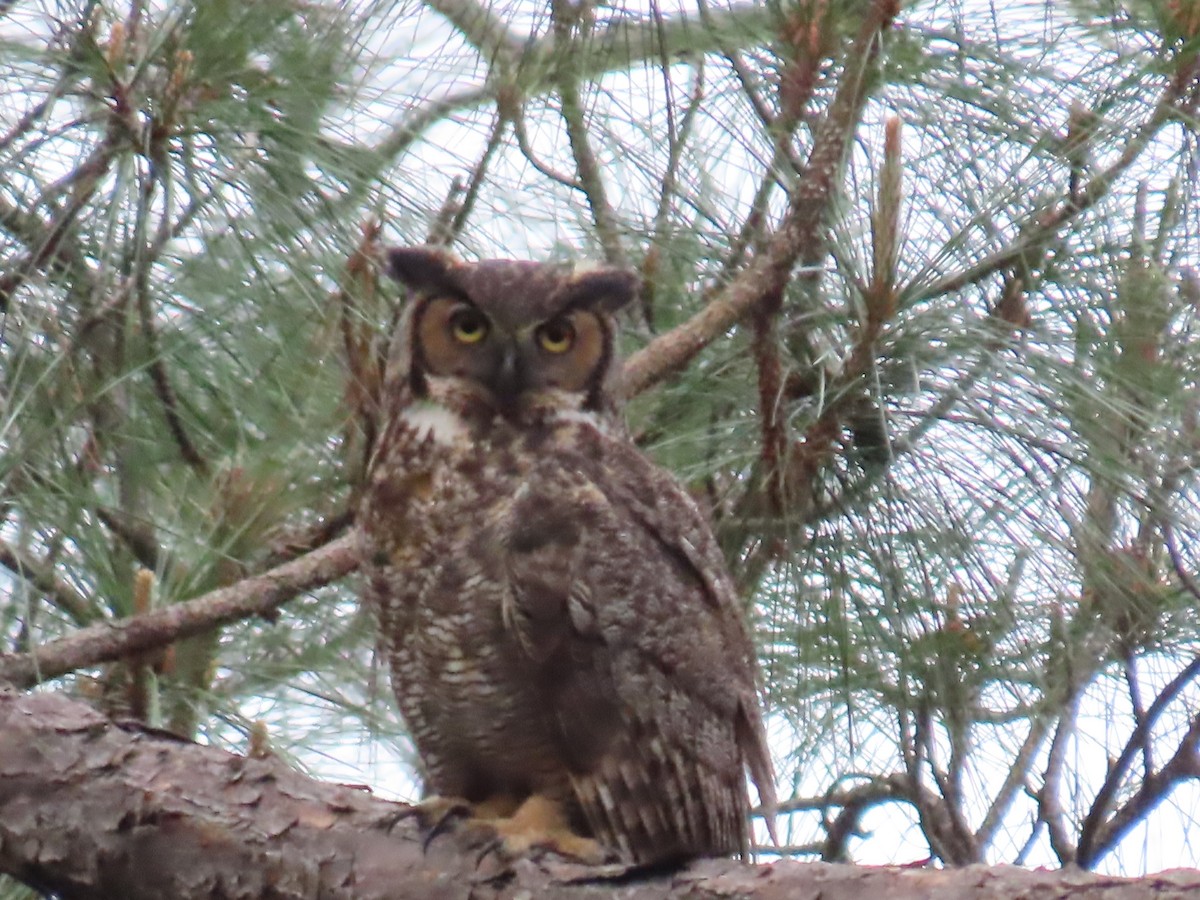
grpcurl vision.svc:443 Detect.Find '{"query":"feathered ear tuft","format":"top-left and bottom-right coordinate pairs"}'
top-left (386, 245), bottom-right (460, 295)
top-left (561, 266), bottom-right (640, 314)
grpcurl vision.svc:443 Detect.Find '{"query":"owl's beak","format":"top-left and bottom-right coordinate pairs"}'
top-left (493, 343), bottom-right (524, 411)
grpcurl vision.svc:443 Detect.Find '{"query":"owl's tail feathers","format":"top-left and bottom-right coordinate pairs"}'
top-left (570, 732), bottom-right (751, 865)
top-left (737, 695), bottom-right (779, 853)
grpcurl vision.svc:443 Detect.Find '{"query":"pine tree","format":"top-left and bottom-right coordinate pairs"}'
top-left (2, 1), bottom-right (1199, 894)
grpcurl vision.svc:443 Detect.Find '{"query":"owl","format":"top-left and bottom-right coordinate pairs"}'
top-left (358, 245), bottom-right (776, 865)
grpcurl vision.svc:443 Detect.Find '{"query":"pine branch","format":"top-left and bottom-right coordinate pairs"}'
top-left (423, 0), bottom-right (524, 70)
top-left (551, 0), bottom-right (628, 268)
top-left (2, 687), bottom-right (1197, 900)
top-left (620, 0), bottom-right (899, 399)
top-left (349, 2), bottom-right (778, 205)
top-left (917, 48), bottom-right (1200, 305)
top-left (0, 533), bottom-right (359, 689)
top-left (0, 539), bottom-right (96, 629)
top-left (1077, 657), bottom-right (1200, 869)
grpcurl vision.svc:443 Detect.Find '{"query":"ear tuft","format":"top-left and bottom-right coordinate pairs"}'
top-left (386, 245), bottom-right (459, 295)
top-left (563, 267), bottom-right (640, 314)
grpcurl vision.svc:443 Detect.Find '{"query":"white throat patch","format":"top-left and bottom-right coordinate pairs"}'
top-left (401, 405), bottom-right (470, 445)
top-left (547, 407), bottom-right (608, 434)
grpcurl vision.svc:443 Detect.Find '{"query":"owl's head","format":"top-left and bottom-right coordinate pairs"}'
top-left (385, 245), bottom-right (638, 424)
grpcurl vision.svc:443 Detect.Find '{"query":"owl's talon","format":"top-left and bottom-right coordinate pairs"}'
top-left (511, 832), bottom-right (612, 865)
top-left (378, 804), bottom-right (418, 835)
top-left (411, 795), bottom-right (475, 853)
top-left (472, 834), bottom-right (508, 869)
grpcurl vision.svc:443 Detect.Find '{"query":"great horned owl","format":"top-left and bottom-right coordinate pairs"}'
top-left (358, 245), bottom-right (776, 865)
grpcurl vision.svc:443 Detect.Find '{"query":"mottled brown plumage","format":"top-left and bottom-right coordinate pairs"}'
top-left (358, 245), bottom-right (776, 864)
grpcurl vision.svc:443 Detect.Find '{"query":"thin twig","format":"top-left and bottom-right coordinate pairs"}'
top-left (639, 58), bottom-right (704, 331)
top-left (263, 509), bottom-right (355, 568)
top-left (137, 279), bottom-right (209, 472)
top-left (511, 107), bottom-right (582, 189)
top-left (448, 114), bottom-right (508, 240)
top-left (426, 178), bottom-right (465, 247)
top-left (1165, 520), bottom-right (1200, 604)
top-left (1123, 657), bottom-right (1155, 780)
top-left (96, 506), bottom-right (165, 575)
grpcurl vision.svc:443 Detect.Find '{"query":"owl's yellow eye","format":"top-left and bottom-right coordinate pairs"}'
top-left (537, 318), bottom-right (576, 354)
top-left (449, 308), bottom-right (488, 344)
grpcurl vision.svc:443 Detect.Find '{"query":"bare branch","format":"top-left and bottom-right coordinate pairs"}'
top-left (976, 714), bottom-right (1051, 849)
top-left (4, 688), bottom-right (1197, 900)
top-left (1077, 656), bottom-right (1200, 868)
top-left (1165, 521), bottom-right (1200, 604)
top-left (0, 539), bottom-right (96, 628)
top-left (0, 533), bottom-right (360, 689)
top-left (1081, 713), bottom-right (1200, 870)
top-left (448, 113), bottom-right (508, 241)
top-left (1039, 691), bottom-right (1082, 865)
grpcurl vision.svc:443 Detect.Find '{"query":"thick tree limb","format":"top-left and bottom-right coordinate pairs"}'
top-left (0, 532), bottom-right (359, 689)
top-left (2, 688), bottom-right (1199, 900)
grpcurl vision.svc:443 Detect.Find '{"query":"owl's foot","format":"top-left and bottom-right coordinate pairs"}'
top-left (409, 794), bottom-right (483, 852)
top-left (484, 794), bottom-right (611, 864)
top-left (413, 793), bottom-right (610, 864)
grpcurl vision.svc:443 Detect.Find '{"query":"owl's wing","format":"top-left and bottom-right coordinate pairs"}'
top-left (600, 440), bottom-right (778, 839)
top-left (494, 440), bottom-right (776, 863)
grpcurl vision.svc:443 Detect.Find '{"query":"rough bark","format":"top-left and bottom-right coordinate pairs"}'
top-left (1, 688), bottom-right (1198, 899)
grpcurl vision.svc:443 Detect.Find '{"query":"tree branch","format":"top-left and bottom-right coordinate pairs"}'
top-left (423, 0), bottom-right (523, 70)
top-left (0, 533), bottom-right (360, 689)
top-left (347, 2), bottom-right (777, 208)
top-left (3, 688), bottom-right (1198, 899)
top-left (976, 713), bottom-right (1051, 850)
top-left (620, 0), bottom-right (898, 399)
top-left (1077, 656), bottom-right (1200, 869)
top-left (1081, 713), bottom-right (1200, 870)
top-left (0, 539), bottom-right (97, 629)
top-left (551, 0), bottom-right (628, 267)
top-left (1040, 689), bottom-right (1082, 865)
top-left (917, 48), bottom-right (1200, 305)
